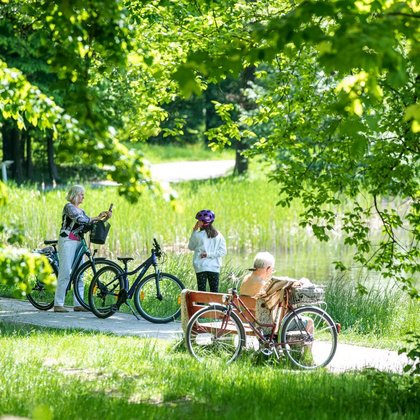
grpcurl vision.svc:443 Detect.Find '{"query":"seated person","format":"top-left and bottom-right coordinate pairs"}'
top-left (240, 251), bottom-right (274, 297)
top-left (240, 251), bottom-right (314, 341)
top-left (240, 251), bottom-right (297, 309)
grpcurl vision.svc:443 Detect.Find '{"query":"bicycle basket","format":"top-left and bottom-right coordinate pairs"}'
top-left (291, 285), bottom-right (325, 305)
top-left (90, 220), bottom-right (111, 244)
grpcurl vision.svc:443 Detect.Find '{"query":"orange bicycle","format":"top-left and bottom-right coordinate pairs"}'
top-left (185, 283), bottom-right (339, 369)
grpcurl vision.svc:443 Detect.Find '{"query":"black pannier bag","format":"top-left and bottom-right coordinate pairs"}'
top-left (90, 220), bottom-right (111, 244)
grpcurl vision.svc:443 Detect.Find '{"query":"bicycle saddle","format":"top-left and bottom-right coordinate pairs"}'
top-left (117, 257), bottom-right (134, 263)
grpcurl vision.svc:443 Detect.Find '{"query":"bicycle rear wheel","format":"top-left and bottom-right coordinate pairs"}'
top-left (27, 265), bottom-right (57, 310)
top-left (133, 273), bottom-right (184, 323)
top-left (186, 305), bottom-right (246, 364)
top-left (73, 259), bottom-right (122, 311)
top-left (280, 306), bottom-right (338, 369)
top-left (88, 266), bottom-right (124, 318)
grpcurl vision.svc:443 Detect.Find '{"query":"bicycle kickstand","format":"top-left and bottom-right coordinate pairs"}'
top-left (126, 301), bottom-right (141, 320)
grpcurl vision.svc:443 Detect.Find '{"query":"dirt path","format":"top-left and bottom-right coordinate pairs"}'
top-left (0, 297), bottom-right (409, 373)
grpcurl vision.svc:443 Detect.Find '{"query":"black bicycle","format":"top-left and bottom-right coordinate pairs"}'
top-left (88, 238), bottom-right (184, 323)
top-left (28, 238), bottom-right (121, 311)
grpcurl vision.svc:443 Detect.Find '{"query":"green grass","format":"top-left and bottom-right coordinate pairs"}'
top-left (326, 275), bottom-right (419, 350)
top-left (0, 322), bottom-right (419, 420)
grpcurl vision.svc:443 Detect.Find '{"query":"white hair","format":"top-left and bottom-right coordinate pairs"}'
top-left (253, 252), bottom-right (275, 270)
top-left (66, 185), bottom-right (85, 204)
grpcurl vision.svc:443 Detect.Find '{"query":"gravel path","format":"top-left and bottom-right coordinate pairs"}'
top-left (0, 297), bottom-right (409, 373)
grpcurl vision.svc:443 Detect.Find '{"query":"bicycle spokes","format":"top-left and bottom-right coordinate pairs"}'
top-left (281, 307), bottom-right (337, 369)
top-left (134, 273), bottom-right (183, 323)
top-left (89, 266), bottom-right (124, 319)
top-left (186, 306), bottom-right (245, 364)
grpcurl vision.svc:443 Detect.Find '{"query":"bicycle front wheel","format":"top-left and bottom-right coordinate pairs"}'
top-left (27, 264), bottom-right (58, 310)
top-left (133, 273), bottom-right (184, 323)
top-left (88, 265), bottom-right (125, 319)
top-left (186, 305), bottom-right (246, 364)
top-left (280, 306), bottom-right (338, 369)
top-left (73, 259), bottom-right (122, 311)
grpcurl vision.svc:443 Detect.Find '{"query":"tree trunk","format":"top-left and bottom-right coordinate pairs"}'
top-left (233, 65), bottom-right (256, 176)
top-left (47, 134), bottom-right (59, 182)
top-left (1, 121), bottom-right (25, 183)
top-left (14, 129), bottom-right (24, 184)
top-left (1, 123), bottom-right (13, 162)
top-left (25, 134), bottom-right (34, 181)
top-left (234, 143), bottom-right (249, 175)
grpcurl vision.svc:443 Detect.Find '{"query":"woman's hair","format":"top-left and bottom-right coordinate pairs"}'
top-left (66, 185), bottom-right (85, 204)
top-left (202, 223), bottom-right (219, 239)
top-left (253, 252), bottom-right (275, 270)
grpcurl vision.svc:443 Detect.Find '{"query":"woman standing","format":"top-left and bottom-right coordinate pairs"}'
top-left (188, 209), bottom-right (227, 292)
top-left (54, 185), bottom-right (112, 312)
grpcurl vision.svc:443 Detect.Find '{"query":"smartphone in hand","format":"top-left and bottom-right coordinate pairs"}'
top-left (109, 203), bottom-right (114, 212)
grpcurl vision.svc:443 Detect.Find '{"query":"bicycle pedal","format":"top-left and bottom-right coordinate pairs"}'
top-left (261, 348), bottom-right (273, 356)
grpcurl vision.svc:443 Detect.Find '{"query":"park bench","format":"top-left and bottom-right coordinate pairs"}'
top-left (180, 283), bottom-right (326, 336)
top-left (180, 289), bottom-right (272, 336)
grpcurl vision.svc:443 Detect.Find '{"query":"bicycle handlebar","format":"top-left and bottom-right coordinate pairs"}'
top-left (152, 238), bottom-right (162, 257)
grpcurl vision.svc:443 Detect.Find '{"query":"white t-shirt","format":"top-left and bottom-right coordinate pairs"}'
top-left (188, 230), bottom-right (227, 273)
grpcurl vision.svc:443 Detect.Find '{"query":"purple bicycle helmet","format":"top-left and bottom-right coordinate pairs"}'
top-left (195, 209), bottom-right (215, 225)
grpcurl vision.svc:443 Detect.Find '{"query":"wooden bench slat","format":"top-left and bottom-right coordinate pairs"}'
top-left (181, 289), bottom-right (265, 336)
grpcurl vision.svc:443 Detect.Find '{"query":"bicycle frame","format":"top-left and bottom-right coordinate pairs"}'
top-left (117, 249), bottom-right (160, 298)
top-left (221, 288), bottom-right (302, 347)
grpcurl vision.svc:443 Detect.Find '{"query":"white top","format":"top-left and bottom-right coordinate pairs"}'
top-left (188, 230), bottom-right (227, 273)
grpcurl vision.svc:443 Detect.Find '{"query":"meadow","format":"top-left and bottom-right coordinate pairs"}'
top-left (0, 322), bottom-right (418, 420)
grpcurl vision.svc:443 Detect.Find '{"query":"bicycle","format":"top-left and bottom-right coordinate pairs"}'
top-left (185, 281), bottom-right (340, 369)
top-left (28, 238), bottom-right (121, 311)
top-left (88, 238), bottom-right (185, 323)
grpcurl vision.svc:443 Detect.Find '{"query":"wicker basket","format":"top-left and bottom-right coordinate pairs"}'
top-left (291, 286), bottom-right (325, 305)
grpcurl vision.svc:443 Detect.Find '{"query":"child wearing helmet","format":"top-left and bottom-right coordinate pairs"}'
top-left (188, 209), bottom-right (227, 292)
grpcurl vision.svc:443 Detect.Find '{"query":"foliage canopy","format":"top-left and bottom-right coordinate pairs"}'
top-left (0, 0), bottom-right (418, 299)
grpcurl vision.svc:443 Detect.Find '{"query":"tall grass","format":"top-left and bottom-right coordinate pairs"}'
top-left (2, 177), bottom-right (336, 256)
top-left (0, 323), bottom-right (419, 420)
top-left (325, 275), bottom-right (419, 349)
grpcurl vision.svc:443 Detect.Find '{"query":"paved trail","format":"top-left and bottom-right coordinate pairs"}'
top-left (92, 160), bottom-right (236, 187)
top-left (0, 297), bottom-right (409, 373)
top-left (151, 160), bottom-right (235, 183)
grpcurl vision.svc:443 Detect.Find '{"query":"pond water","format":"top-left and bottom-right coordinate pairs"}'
top-left (229, 240), bottom-right (357, 284)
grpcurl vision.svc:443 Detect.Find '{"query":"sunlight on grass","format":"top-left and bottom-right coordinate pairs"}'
top-left (0, 323), bottom-right (418, 419)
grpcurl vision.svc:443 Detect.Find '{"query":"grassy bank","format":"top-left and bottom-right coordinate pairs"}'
top-left (0, 323), bottom-right (418, 420)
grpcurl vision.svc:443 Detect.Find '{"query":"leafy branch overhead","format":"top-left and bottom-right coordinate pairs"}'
top-left (0, 0), bottom-right (418, 297)
top-left (172, 0), bottom-right (419, 296)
